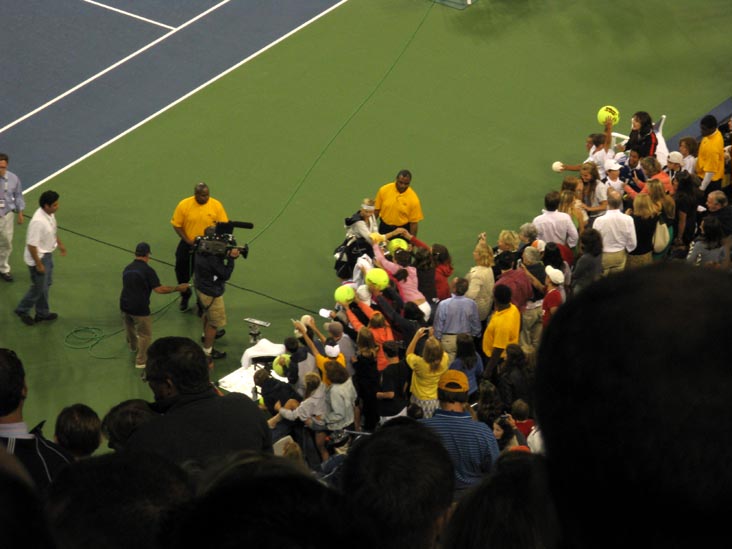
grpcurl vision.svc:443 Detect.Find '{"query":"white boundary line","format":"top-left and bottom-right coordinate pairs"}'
top-left (24, 0), bottom-right (351, 194)
top-left (1, 0), bottom-right (232, 137)
top-left (83, 0), bottom-right (176, 30)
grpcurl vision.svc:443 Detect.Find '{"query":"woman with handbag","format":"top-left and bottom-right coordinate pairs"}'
top-left (626, 195), bottom-right (658, 269)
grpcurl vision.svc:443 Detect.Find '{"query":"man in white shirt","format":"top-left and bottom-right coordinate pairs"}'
top-left (532, 191), bottom-right (579, 248)
top-left (14, 190), bottom-right (66, 326)
top-left (593, 190), bottom-right (636, 275)
top-left (0, 153), bottom-right (25, 282)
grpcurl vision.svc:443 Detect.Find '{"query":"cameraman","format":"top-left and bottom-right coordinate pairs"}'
top-left (194, 227), bottom-right (240, 360)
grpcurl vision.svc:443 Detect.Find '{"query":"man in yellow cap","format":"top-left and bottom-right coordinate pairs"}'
top-left (421, 369), bottom-right (499, 496)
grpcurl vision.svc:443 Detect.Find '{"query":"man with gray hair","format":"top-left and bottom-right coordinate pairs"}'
top-left (518, 246), bottom-right (545, 355)
top-left (593, 190), bottom-right (636, 275)
top-left (706, 190), bottom-right (732, 268)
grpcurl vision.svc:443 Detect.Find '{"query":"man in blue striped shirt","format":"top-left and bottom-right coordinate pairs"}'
top-left (421, 370), bottom-right (499, 495)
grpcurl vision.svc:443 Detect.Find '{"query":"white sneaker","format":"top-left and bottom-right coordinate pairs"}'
top-left (135, 363), bottom-right (146, 369)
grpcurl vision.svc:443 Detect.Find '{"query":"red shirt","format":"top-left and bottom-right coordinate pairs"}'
top-left (542, 288), bottom-right (563, 327)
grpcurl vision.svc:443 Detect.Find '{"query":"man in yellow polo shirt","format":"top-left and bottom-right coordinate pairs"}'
top-left (482, 285), bottom-right (521, 380)
top-left (171, 182), bottom-right (228, 311)
top-left (374, 169), bottom-right (424, 236)
top-left (696, 114), bottom-right (725, 198)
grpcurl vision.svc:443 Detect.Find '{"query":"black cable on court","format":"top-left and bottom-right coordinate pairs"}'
top-left (57, 2), bottom-right (436, 358)
top-left (59, 226), bottom-right (317, 359)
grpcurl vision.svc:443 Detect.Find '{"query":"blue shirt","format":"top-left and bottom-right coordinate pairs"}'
top-left (0, 169), bottom-right (25, 216)
top-left (433, 294), bottom-right (481, 338)
top-left (421, 409), bottom-right (499, 491)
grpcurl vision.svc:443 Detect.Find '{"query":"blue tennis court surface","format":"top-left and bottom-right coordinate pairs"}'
top-left (0, 0), bottom-right (345, 187)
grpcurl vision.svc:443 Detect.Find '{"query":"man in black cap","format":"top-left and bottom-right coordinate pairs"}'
top-left (120, 242), bottom-right (189, 369)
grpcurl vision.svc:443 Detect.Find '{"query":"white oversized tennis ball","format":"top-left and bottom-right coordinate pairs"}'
top-left (552, 161), bottom-right (564, 173)
top-left (365, 267), bottom-right (390, 290)
top-left (334, 285), bottom-right (355, 304)
top-left (597, 105), bottom-right (620, 125)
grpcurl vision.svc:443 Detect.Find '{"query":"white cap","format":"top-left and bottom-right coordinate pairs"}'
top-left (545, 265), bottom-right (565, 285)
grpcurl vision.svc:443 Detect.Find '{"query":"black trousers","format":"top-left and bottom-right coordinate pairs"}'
top-left (175, 240), bottom-right (195, 287)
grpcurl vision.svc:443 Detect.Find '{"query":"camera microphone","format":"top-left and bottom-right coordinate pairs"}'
top-left (217, 221), bottom-right (254, 232)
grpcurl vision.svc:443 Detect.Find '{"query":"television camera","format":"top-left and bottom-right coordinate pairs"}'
top-left (194, 221), bottom-right (253, 258)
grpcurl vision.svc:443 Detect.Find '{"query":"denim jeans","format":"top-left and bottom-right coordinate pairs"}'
top-left (16, 253), bottom-right (53, 316)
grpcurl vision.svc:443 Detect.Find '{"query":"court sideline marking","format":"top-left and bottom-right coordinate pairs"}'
top-left (0, 0), bottom-right (232, 137)
top-left (83, 0), bottom-right (176, 30)
top-left (22, 0), bottom-right (351, 195)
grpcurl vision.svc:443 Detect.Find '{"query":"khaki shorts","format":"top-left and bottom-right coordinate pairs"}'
top-left (197, 291), bottom-right (227, 328)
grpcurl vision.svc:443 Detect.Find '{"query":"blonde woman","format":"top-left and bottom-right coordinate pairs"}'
top-left (579, 162), bottom-right (608, 223)
top-left (626, 194), bottom-right (657, 269)
top-left (491, 229), bottom-right (520, 278)
top-left (465, 240), bottom-right (495, 323)
top-left (647, 179), bottom-right (675, 259)
top-left (647, 179), bottom-right (676, 224)
top-left (558, 189), bottom-right (586, 235)
top-left (406, 327), bottom-right (449, 418)
top-left (344, 198), bottom-right (378, 243)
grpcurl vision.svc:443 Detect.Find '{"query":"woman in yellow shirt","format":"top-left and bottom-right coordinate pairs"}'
top-left (406, 327), bottom-right (449, 418)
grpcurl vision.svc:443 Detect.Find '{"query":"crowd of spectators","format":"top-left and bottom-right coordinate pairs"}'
top-left (2, 112), bottom-right (732, 548)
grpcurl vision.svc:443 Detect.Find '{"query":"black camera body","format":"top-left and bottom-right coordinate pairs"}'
top-left (193, 221), bottom-right (253, 258)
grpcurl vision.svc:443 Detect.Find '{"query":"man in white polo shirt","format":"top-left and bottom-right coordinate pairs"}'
top-left (14, 190), bottom-right (66, 326)
top-left (593, 189), bottom-right (636, 275)
top-left (532, 191), bottom-right (578, 247)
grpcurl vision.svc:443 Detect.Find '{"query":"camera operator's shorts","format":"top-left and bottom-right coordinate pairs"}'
top-left (197, 291), bottom-right (227, 328)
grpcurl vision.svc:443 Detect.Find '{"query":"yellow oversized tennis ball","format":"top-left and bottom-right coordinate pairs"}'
top-left (387, 238), bottom-right (409, 256)
top-left (366, 267), bottom-right (390, 290)
top-left (334, 285), bottom-right (355, 304)
top-left (597, 105), bottom-right (620, 125)
top-left (273, 353), bottom-right (291, 377)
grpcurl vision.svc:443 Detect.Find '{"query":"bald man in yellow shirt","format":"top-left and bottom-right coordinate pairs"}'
top-left (374, 169), bottom-right (424, 236)
top-left (171, 182), bottom-right (228, 311)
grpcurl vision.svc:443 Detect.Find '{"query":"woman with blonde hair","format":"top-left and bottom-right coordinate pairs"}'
top-left (558, 189), bottom-right (586, 236)
top-left (406, 327), bottom-right (449, 418)
top-left (465, 238), bottom-right (495, 324)
top-left (579, 162), bottom-right (608, 224)
top-left (626, 194), bottom-right (658, 269)
top-left (646, 179), bottom-right (675, 259)
top-left (491, 229), bottom-right (519, 279)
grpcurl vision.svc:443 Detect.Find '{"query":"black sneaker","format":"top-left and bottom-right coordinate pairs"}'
top-left (179, 289), bottom-right (191, 311)
top-left (0, 272), bottom-right (13, 282)
top-left (15, 311), bottom-right (35, 326)
top-left (209, 349), bottom-right (227, 359)
top-left (34, 313), bottom-right (58, 322)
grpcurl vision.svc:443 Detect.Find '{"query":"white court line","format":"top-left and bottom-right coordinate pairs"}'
top-left (23, 0), bottom-right (351, 194)
top-left (83, 0), bottom-right (176, 30)
top-left (0, 0), bottom-right (232, 136)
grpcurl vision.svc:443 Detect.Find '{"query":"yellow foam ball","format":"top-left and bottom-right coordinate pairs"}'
top-left (334, 285), bottom-right (356, 303)
top-left (387, 238), bottom-right (409, 255)
top-left (273, 354), bottom-right (291, 377)
top-left (366, 267), bottom-right (390, 290)
top-left (597, 105), bottom-right (620, 125)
